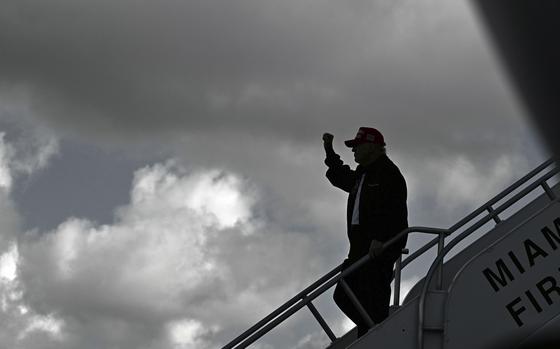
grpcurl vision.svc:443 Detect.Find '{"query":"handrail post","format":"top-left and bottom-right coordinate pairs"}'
top-left (307, 301), bottom-right (337, 342)
top-left (340, 279), bottom-right (375, 329)
top-left (221, 264), bottom-right (343, 349)
top-left (223, 160), bottom-right (557, 349)
top-left (417, 162), bottom-right (558, 349)
top-left (393, 248), bottom-right (409, 307)
top-left (436, 232), bottom-right (445, 290)
top-left (542, 181), bottom-right (557, 200)
top-left (393, 254), bottom-right (403, 307)
top-left (486, 206), bottom-right (502, 224)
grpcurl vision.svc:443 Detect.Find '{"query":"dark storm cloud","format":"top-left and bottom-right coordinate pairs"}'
top-left (0, 1), bottom-right (553, 348)
top-left (1, 0), bottom-right (364, 138)
top-left (0, 0), bottom-right (529, 156)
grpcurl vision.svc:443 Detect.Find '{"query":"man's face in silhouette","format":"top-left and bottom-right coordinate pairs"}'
top-left (352, 143), bottom-right (378, 164)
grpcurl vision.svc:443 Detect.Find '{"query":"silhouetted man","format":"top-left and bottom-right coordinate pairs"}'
top-left (323, 127), bottom-right (408, 338)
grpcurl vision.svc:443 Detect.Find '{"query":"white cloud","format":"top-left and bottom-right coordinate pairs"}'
top-left (395, 151), bottom-right (536, 229)
top-left (130, 161), bottom-right (253, 230)
top-left (10, 130), bottom-right (59, 177)
top-left (6, 149), bottom-right (537, 349)
top-left (0, 244), bottom-right (18, 281)
top-left (0, 132), bottom-right (29, 253)
top-left (0, 128), bottom-right (71, 348)
top-left (0, 242), bottom-right (66, 347)
top-left (431, 155), bottom-right (527, 214)
top-left (14, 160), bottom-right (326, 348)
top-left (0, 122), bottom-right (544, 349)
top-left (293, 332), bottom-right (330, 349)
top-left (0, 127), bottom-right (59, 193)
top-left (0, 124), bottom-right (59, 255)
top-left (0, 0), bottom-right (550, 347)
top-left (0, 133), bottom-right (14, 191)
top-left (167, 318), bottom-right (216, 349)
top-left (17, 314), bottom-right (65, 341)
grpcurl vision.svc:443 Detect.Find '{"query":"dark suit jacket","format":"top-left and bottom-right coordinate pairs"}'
top-left (325, 152), bottom-right (408, 262)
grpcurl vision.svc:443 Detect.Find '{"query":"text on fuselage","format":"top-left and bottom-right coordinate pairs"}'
top-left (481, 217), bottom-right (560, 327)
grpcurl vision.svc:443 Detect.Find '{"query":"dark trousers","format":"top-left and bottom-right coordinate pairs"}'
top-left (333, 257), bottom-right (393, 337)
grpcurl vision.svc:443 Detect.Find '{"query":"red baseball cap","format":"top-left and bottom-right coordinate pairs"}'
top-left (344, 127), bottom-right (386, 147)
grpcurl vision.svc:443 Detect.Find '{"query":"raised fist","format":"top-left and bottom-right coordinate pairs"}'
top-left (322, 133), bottom-right (334, 144)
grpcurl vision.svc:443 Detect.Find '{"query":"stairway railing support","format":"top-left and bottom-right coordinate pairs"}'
top-left (223, 159), bottom-right (557, 349)
top-left (417, 164), bottom-right (559, 349)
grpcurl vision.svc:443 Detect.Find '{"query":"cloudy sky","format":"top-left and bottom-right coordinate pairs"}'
top-left (0, 0), bottom-right (553, 348)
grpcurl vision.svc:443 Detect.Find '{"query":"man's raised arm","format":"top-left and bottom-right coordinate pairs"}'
top-left (323, 133), bottom-right (356, 192)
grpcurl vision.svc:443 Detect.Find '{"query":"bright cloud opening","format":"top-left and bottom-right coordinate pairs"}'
top-left (15, 159), bottom-right (320, 348)
top-left (0, 243), bottom-right (18, 281)
top-left (130, 161), bottom-right (253, 230)
top-left (0, 133), bottom-right (14, 191)
top-left (18, 314), bottom-right (65, 341)
top-left (167, 318), bottom-right (215, 348)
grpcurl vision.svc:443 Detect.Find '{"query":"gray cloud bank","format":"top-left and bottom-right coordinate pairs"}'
top-left (3, 151), bottom-right (343, 348)
top-left (0, 0), bottom-right (534, 154)
top-left (0, 0), bottom-right (553, 348)
top-left (1, 0), bottom-right (546, 223)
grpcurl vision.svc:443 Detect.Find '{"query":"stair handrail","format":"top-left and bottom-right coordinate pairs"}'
top-left (222, 226), bottom-right (449, 349)
top-left (224, 158), bottom-right (557, 349)
top-left (400, 158), bottom-right (556, 273)
top-left (416, 159), bottom-right (559, 349)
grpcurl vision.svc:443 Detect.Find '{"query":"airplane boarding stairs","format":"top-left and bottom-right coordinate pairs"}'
top-left (223, 159), bottom-right (560, 349)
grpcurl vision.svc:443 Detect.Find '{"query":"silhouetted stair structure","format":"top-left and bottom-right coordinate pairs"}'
top-left (223, 159), bottom-right (560, 349)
